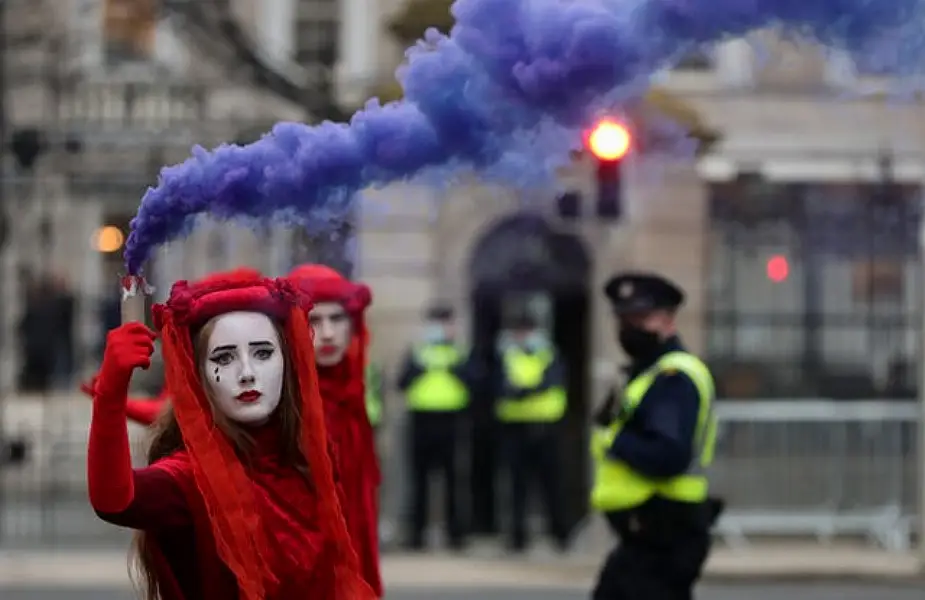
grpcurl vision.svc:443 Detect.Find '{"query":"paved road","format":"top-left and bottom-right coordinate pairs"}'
top-left (2, 583), bottom-right (923, 600)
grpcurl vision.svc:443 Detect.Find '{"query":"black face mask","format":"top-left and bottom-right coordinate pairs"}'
top-left (619, 326), bottom-right (662, 359)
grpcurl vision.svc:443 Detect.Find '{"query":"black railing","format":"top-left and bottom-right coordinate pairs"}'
top-left (706, 178), bottom-right (922, 400)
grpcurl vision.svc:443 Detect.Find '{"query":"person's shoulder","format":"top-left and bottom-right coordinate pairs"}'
top-left (651, 367), bottom-right (699, 395)
top-left (150, 451), bottom-right (193, 479)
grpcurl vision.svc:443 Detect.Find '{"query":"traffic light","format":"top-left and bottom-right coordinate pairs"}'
top-left (587, 119), bottom-right (631, 220)
top-left (766, 254), bottom-right (790, 283)
top-left (588, 120), bottom-right (631, 161)
top-left (556, 190), bottom-right (582, 220)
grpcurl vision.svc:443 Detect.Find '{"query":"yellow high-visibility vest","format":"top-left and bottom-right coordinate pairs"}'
top-left (590, 351), bottom-right (716, 512)
top-left (365, 363), bottom-right (384, 426)
top-left (405, 343), bottom-right (469, 412)
top-left (495, 347), bottom-right (567, 423)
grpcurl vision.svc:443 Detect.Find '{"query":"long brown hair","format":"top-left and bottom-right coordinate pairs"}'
top-left (130, 315), bottom-right (309, 600)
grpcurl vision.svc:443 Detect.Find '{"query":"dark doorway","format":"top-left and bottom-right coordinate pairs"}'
top-left (467, 212), bottom-right (592, 538)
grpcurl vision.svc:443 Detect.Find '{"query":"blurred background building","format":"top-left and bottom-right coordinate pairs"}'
top-left (0, 0), bottom-right (919, 559)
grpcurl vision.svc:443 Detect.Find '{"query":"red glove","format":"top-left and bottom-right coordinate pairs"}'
top-left (79, 375), bottom-right (98, 398)
top-left (87, 323), bottom-right (156, 513)
top-left (95, 323), bottom-right (156, 402)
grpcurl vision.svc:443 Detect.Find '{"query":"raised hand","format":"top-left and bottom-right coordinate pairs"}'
top-left (96, 323), bottom-right (157, 402)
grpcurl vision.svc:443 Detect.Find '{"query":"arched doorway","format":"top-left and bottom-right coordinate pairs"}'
top-left (467, 212), bottom-right (592, 538)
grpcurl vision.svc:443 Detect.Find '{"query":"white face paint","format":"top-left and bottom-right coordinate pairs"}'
top-left (202, 311), bottom-right (284, 425)
top-left (309, 301), bottom-right (352, 367)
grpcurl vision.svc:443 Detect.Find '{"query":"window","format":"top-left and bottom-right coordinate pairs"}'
top-left (707, 180), bottom-right (921, 400)
top-left (295, 19), bottom-right (339, 67)
top-left (103, 0), bottom-right (158, 66)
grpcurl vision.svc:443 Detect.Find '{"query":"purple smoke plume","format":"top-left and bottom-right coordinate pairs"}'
top-left (124, 0), bottom-right (925, 274)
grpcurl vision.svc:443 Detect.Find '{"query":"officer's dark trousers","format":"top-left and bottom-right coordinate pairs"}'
top-left (406, 411), bottom-right (464, 548)
top-left (592, 501), bottom-right (714, 600)
top-left (501, 422), bottom-right (568, 550)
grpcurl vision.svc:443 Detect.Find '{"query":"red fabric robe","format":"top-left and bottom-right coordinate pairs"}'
top-left (125, 389), bottom-right (169, 425)
top-left (318, 358), bottom-right (383, 597)
top-left (92, 423), bottom-right (345, 599)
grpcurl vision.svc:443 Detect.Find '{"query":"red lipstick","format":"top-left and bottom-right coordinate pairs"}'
top-left (236, 390), bottom-right (262, 403)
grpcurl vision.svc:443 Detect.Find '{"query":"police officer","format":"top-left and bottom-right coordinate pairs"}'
top-left (365, 360), bottom-right (395, 545)
top-left (590, 272), bottom-right (722, 600)
top-left (496, 314), bottom-right (569, 553)
top-left (365, 361), bottom-right (385, 430)
top-left (397, 305), bottom-right (470, 550)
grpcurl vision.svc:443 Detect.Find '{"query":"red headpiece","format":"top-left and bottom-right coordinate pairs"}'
top-left (289, 264), bottom-right (371, 315)
top-left (289, 263), bottom-right (373, 369)
top-left (152, 268), bottom-right (364, 600)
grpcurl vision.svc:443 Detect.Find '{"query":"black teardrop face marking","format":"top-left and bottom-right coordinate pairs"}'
top-left (213, 367), bottom-right (221, 383)
top-left (213, 367), bottom-right (219, 375)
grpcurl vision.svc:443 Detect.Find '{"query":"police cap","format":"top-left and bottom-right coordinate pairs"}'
top-left (603, 271), bottom-right (685, 314)
top-left (425, 304), bottom-right (455, 321)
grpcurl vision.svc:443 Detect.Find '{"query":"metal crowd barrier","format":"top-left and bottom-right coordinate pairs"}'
top-left (0, 395), bottom-right (920, 552)
top-left (712, 400), bottom-right (920, 551)
top-left (0, 395), bottom-right (139, 548)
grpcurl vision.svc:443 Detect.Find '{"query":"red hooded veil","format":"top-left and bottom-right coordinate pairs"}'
top-left (289, 264), bottom-right (382, 597)
top-left (150, 270), bottom-right (371, 599)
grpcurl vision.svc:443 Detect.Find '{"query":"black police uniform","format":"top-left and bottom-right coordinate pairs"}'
top-left (396, 305), bottom-right (471, 549)
top-left (496, 315), bottom-right (569, 552)
top-left (591, 272), bottom-right (724, 600)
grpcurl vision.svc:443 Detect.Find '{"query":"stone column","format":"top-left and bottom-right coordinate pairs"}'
top-left (356, 182), bottom-right (443, 532)
top-left (358, 183), bottom-right (440, 371)
top-left (624, 159), bottom-right (709, 354)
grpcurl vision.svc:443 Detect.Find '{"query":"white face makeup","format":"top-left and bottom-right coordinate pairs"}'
top-left (202, 311), bottom-right (284, 425)
top-left (309, 301), bottom-right (352, 366)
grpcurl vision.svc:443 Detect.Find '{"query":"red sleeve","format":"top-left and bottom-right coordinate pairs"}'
top-left (88, 384), bottom-right (191, 530)
top-left (94, 457), bottom-right (193, 531)
top-left (87, 385), bottom-right (135, 513)
top-left (125, 398), bottom-right (167, 426)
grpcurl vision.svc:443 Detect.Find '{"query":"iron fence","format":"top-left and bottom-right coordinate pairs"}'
top-left (706, 179), bottom-right (923, 401)
top-left (0, 394), bottom-right (140, 548)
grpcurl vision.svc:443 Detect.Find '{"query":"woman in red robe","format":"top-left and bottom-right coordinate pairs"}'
top-left (289, 264), bottom-right (382, 597)
top-left (86, 268), bottom-right (374, 600)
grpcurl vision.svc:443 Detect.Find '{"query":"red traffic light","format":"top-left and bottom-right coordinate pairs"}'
top-left (587, 120), bottom-right (631, 161)
top-left (766, 254), bottom-right (789, 283)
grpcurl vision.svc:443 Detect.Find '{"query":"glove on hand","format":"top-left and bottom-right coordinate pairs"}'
top-left (95, 323), bottom-right (156, 404)
top-left (87, 322), bottom-right (156, 514)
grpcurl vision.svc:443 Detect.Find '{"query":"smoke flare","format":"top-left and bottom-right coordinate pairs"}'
top-left (124, 0), bottom-right (925, 274)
